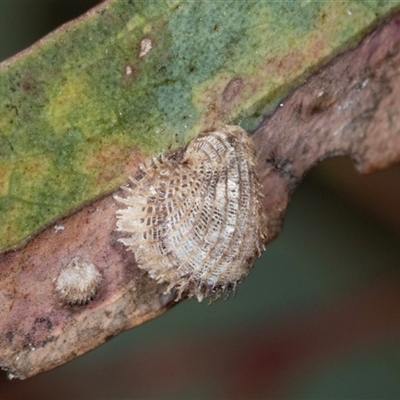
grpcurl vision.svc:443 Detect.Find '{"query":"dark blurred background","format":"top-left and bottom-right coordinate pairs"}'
top-left (1, 2), bottom-right (400, 399)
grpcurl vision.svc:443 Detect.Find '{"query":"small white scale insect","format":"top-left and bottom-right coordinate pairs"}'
top-left (55, 257), bottom-right (102, 305)
top-left (116, 124), bottom-right (267, 301)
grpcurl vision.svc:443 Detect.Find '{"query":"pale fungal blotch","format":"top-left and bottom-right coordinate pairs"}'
top-left (125, 65), bottom-right (134, 77)
top-left (139, 38), bottom-right (152, 58)
top-left (55, 257), bottom-right (102, 305)
top-left (115, 124), bottom-right (268, 302)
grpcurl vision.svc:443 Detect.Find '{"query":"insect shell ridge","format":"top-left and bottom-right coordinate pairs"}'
top-left (166, 276), bottom-right (241, 303)
top-left (115, 124), bottom-right (268, 302)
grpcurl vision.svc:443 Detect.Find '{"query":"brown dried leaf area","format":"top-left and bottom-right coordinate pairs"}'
top-left (1, 14), bottom-right (400, 379)
top-left (255, 15), bottom-right (400, 238)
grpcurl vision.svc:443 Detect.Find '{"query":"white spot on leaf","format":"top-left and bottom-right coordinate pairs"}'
top-left (139, 38), bottom-right (152, 57)
top-left (125, 65), bottom-right (133, 77)
top-left (54, 225), bottom-right (65, 233)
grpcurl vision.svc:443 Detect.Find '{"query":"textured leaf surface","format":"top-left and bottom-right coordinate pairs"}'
top-left (1, 0), bottom-right (399, 250)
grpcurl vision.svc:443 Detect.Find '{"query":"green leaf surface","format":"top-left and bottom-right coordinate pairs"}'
top-left (0, 0), bottom-right (399, 251)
